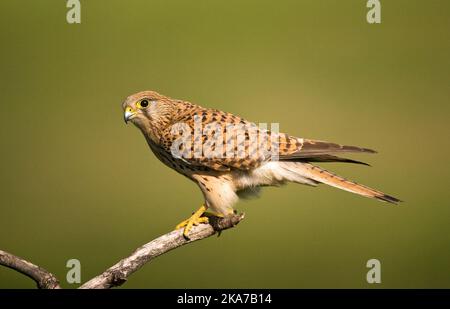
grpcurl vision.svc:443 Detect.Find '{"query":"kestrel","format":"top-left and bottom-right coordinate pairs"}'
top-left (123, 91), bottom-right (400, 237)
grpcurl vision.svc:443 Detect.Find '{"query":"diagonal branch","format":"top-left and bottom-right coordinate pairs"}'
top-left (80, 213), bottom-right (245, 289)
top-left (0, 213), bottom-right (244, 289)
top-left (0, 250), bottom-right (61, 289)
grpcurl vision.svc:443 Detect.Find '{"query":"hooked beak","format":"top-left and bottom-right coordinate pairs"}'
top-left (124, 107), bottom-right (136, 124)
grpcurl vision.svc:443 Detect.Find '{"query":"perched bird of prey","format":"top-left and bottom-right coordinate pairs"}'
top-left (123, 91), bottom-right (400, 237)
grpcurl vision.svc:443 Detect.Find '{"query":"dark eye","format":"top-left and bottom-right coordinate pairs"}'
top-left (140, 99), bottom-right (149, 107)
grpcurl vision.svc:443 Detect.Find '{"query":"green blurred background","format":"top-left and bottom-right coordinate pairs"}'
top-left (1, 0), bottom-right (449, 288)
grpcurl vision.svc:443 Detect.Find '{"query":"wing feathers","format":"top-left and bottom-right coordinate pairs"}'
top-left (278, 138), bottom-right (376, 164)
top-left (280, 154), bottom-right (371, 166)
top-left (300, 139), bottom-right (377, 155)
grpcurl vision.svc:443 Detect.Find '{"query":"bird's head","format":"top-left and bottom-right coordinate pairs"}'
top-left (122, 90), bottom-right (176, 132)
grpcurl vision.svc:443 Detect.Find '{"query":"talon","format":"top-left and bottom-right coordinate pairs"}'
top-left (175, 205), bottom-right (209, 237)
top-left (175, 219), bottom-right (189, 230)
top-left (192, 217), bottom-right (208, 226)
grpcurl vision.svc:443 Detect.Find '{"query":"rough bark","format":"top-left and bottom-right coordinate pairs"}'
top-left (0, 213), bottom-right (244, 289)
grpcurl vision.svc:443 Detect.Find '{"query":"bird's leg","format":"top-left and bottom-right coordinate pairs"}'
top-left (175, 204), bottom-right (209, 238)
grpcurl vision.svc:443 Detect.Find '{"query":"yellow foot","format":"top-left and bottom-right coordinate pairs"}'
top-left (175, 205), bottom-right (209, 238)
top-left (204, 211), bottom-right (224, 218)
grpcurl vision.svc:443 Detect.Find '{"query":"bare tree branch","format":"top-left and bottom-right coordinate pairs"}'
top-left (0, 213), bottom-right (244, 289)
top-left (0, 250), bottom-right (61, 289)
top-left (80, 213), bottom-right (245, 289)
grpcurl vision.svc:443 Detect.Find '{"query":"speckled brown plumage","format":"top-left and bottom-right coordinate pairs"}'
top-left (122, 90), bottom-right (400, 236)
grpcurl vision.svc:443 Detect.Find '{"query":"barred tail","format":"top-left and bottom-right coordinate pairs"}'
top-left (291, 163), bottom-right (401, 204)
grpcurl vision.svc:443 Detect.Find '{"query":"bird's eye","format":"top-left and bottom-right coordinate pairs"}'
top-left (137, 99), bottom-right (149, 108)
